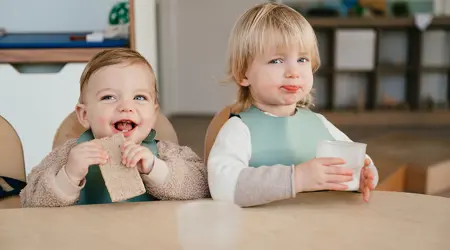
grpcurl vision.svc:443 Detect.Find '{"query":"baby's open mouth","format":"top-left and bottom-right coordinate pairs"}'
top-left (114, 120), bottom-right (137, 132)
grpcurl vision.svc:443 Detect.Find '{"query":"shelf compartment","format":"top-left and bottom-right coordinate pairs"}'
top-left (420, 73), bottom-right (449, 110)
top-left (377, 74), bottom-right (408, 110)
top-left (334, 73), bottom-right (368, 110)
top-left (378, 31), bottom-right (408, 66)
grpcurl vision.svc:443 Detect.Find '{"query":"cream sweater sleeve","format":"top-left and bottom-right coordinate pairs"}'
top-left (140, 140), bottom-right (210, 200)
top-left (207, 117), bottom-right (295, 207)
top-left (20, 139), bottom-right (82, 207)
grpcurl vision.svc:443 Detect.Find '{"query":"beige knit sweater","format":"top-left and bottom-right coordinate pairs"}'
top-left (20, 139), bottom-right (210, 207)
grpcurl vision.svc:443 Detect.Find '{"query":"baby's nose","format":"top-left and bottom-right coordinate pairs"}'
top-left (118, 102), bottom-right (135, 112)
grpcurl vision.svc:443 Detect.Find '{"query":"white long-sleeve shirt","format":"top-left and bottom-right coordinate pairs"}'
top-left (207, 112), bottom-right (379, 207)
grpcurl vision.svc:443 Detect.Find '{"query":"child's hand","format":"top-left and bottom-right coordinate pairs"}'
top-left (121, 141), bottom-right (155, 174)
top-left (294, 157), bottom-right (354, 193)
top-left (65, 140), bottom-right (109, 185)
top-left (359, 158), bottom-right (375, 202)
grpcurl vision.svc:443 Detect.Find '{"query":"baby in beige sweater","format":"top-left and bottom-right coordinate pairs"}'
top-left (20, 48), bottom-right (209, 207)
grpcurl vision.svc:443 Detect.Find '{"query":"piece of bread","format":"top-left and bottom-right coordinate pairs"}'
top-left (98, 133), bottom-right (146, 202)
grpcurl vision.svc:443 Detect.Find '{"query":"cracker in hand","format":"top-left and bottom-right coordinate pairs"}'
top-left (98, 133), bottom-right (146, 202)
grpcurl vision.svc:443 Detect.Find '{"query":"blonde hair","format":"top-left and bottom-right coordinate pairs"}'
top-left (226, 3), bottom-right (320, 113)
top-left (79, 48), bottom-right (158, 106)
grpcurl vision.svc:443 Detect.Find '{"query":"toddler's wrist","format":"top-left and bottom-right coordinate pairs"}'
top-left (64, 165), bottom-right (85, 186)
top-left (293, 165), bottom-right (304, 193)
top-left (147, 154), bottom-right (156, 173)
top-left (140, 154), bottom-right (156, 175)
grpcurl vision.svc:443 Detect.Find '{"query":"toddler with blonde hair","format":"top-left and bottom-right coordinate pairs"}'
top-left (208, 3), bottom-right (378, 207)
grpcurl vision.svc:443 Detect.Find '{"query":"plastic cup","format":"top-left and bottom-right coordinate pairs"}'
top-left (177, 200), bottom-right (242, 250)
top-left (316, 140), bottom-right (367, 191)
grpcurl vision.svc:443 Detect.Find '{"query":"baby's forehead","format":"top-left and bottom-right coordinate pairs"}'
top-left (86, 80), bottom-right (155, 93)
top-left (84, 73), bottom-right (155, 96)
top-left (91, 63), bottom-right (154, 83)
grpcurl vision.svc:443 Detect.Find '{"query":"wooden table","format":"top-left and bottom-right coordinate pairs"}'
top-left (1, 191), bottom-right (449, 250)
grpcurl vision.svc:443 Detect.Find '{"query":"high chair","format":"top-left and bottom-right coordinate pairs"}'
top-left (0, 111), bottom-right (178, 209)
top-left (0, 116), bottom-right (26, 209)
top-left (203, 106), bottom-right (233, 164)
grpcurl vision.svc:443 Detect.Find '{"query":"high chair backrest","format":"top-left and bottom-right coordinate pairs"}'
top-left (53, 111), bottom-right (179, 149)
top-left (203, 106), bottom-right (233, 164)
top-left (0, 116), bottom-right (26, 181)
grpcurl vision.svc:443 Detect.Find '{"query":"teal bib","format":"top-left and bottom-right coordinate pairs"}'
top-left (237, 106), bottom-right (334, 167)
top-left (76, 130), bottom-right (159, 205)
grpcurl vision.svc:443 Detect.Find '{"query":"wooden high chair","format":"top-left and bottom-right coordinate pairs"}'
top-left (0, 111), bottom-right (178, 209)
top-left (203, 106), bottom-right (233, 164)
top-left (0, 116), bottom-right (26, 209)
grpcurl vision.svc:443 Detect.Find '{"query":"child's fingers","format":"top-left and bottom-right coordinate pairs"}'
top-left (122, 145), bottom-right (137, 167)
top-left (364, 158), bottom-right (371, 167)
top-left (141, 155), bottom-right (154, 173)
top-left (126, 147), bottom-right (147, 167)
top-left (327, 174), bottom-right (353, 184)
top-left (317, 157), bottom-right (346, 166)
top-left (123, 146), bottom-right (145, 167)
top-left (367, 179), bottom-right (375, 190)
top-left (122, 144), bottom-right (138, 163)
top-left (324, 166), bottom-right (353, 176)
top-left (325, 183), bottom-right (348, 191)
top-left (364, 168), bottom-right (374, 180)
top-left (363, 187), bottom-right (370, 202)
top-left (359, 167), bottom-right (366, 191)
top-left (86, 156), bottom-right (108, 166)
top-left (121, 140), bottom-right (135, 152)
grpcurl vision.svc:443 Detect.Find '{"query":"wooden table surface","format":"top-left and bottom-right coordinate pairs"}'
top-left (1, 191), bottom-right (449, 250)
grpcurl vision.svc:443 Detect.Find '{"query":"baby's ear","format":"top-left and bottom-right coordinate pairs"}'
top-left (75, 104), bottom-right (90, 129)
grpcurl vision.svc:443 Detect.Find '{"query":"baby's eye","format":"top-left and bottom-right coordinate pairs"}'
top-left (298, 57), bottom-right (309, 63)
top-left (269, 59), bottom-right (283, 64)
top-left (101, 95), bottom-right (115, 101)
top-left (134, 95), bottom-right (147, 101)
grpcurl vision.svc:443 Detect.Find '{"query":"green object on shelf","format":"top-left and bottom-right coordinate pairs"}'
top-left (354, 5), bottom-right (364, 16)
top-left (109, 1), bottom-right (129, 25)
top-left (391, 1), bottom-right (410, 17)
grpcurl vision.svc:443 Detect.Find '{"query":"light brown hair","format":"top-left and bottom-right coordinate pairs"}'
top-left (78, 48), bottom-right (158, 106)
top-left (226, 3), bottom-right (320, 113)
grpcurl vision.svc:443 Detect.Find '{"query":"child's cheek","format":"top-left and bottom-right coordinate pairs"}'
top-left (97, 117), bottom-right (109, 128)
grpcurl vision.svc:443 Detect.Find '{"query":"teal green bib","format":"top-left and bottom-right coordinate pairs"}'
top-left (237, 106), bottom-right (334, 167)
top-left (76, 130), bottom-right (159, 205)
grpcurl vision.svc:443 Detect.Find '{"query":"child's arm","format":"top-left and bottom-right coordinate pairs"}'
top-left (315, 114), bottom-right (379, 187)
top-left (20, 139), bottom-right (83, 207)
top-left (208, 117), bottom-right (295, 207)
top-left (140, 141), bottom-right (209, 200)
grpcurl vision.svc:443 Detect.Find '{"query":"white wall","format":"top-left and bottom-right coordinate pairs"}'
top-left (157, 0), bottom-right (267, 116)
